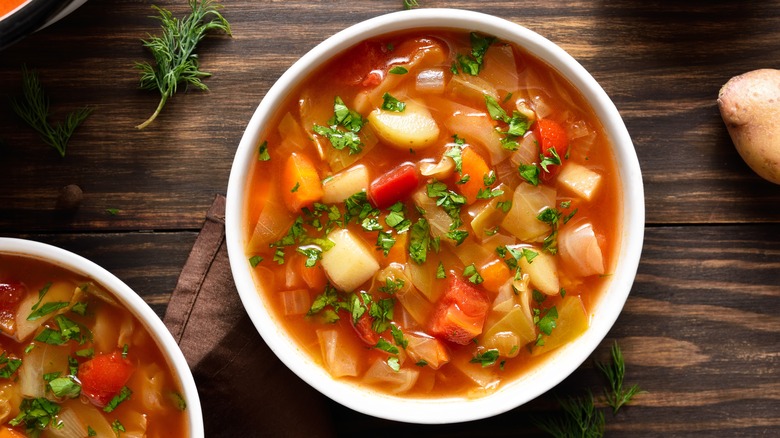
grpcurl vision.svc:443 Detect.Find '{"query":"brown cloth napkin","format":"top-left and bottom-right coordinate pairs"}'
top-left (163, 195), bottom-right (337, 438)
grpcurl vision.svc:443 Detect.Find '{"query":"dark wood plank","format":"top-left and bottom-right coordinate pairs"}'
top-left (1, 0), bottom-right (779, 233)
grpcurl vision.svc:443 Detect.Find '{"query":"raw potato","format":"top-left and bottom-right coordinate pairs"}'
top-left (717, 69), bottom-right (780, 184)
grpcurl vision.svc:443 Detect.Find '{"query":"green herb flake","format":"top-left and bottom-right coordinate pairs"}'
top-left (463, 264), bottom-right (484, 285)
top-left (375, 338), bottom-right (399, 355)
top-left (390, 325), bottom-right (408, 349)
top-left (104, 386), bottom-right (133, 413)
top-left (389, 66), bottom-right (409, 75)
top-left (257, 141), bottom-right (270, 161)
top-left (436, 262), bottom-right (446, 279)
top-left (409, 218), bottom-right (431, 264)
top-left (470, 349), bottom-right (499, 367)
top-left (248, 255), bottom-right (263, 268)
top-left (376, 231), bottom-right (396, 256)
top-left (387, 356), bottom-right (401, 372)
top-left (9, 397), bottom-right (61, 433)
top-left (27, 301), bottom-right (69, 321)
top-left (48, 376), bottom-right (81, 398)
top-left (0, 352), bottom-right (22, 379)
top-left (381, 93), bottom-right (406, 112)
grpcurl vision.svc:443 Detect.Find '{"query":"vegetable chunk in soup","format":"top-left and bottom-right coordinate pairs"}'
top-left (0, 255), bottom-right (189, 437)
top-left (244, 30), bottom-right (621, 398)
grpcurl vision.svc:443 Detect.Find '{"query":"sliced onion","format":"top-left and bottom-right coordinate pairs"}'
top-left (317, 329), bottom-right (359, 378)
top-left (416, 68), bottom-right (446, 94)
top-left (363, 358), bottom-right (419, 394)
top-left (559, 221), bottom-right (605, 277)
top-left (281, 289), bottom-right (311, 316)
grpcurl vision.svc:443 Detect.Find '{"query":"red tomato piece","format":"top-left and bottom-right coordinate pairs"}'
top-left (534, 119), bottom-right (569, 182)
top-left (368, 163), bottom-right (420, 209)
top-left (429, 273), bottom-right (490, 345)
top-left (0, 281), bottom-right (25, 313)
top-left (534, 119), bottom-right (569, 158)
top-left (351, 312), bottom-right (379, 346)
top-left (331, 41), bottom-right (388, 88)
top-left (78, 351), bottom-right (135, 407)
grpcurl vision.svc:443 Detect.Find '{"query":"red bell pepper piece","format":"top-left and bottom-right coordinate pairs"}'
top-left (368, 162), bottom-right (420, 209)
top-left (429, 273), bottom-right (490, 345)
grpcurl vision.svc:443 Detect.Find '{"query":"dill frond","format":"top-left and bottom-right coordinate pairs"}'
top-left (135, 0), bottom-right (231, 129)
top-left (596, 341), bottom-right (645, 414)
top-left (10, 66), bottom-right (92, 157)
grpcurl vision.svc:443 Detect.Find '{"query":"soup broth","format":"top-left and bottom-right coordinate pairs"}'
top-left (0, 254), bottom-right (189, 437)
top-left (244, 29), bottom-right (621, 398)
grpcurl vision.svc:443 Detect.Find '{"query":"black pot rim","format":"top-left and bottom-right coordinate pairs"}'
top-left (0, 0), bottom-right (74, 50)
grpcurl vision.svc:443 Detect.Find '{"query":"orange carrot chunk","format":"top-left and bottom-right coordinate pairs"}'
top-left (281, 152), bottom-right (324, 212)
top-left (452, 146), bottom-right (491, 204)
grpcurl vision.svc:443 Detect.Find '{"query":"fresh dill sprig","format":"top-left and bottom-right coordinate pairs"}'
top-left (10, 66), bottom-right (92, 157)
top-left (135, 0), bottom-right (231, 129)
top-left (534, 391), bottom-right (605, 438)
top-left (596, 341), bottom-right (644, 414)
top-left (403, 0), bottom-right (419, 10)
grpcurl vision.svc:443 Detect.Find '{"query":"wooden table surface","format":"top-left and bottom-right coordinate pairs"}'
top-left (1, 0), bottom-right (779, 436)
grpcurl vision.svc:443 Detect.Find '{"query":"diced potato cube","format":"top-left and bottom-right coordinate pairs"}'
top-left (519, 248), bottom-right (559, 296)
top-left (368, 100), bottom-right (440, 150)
top-left (322, 164), bottom-right (369, 204)
top-left (481, 306), bottom-right (536, 356)
top-left (320, 228), bottom-right (380, 292)
top-left (558, 163), bottom-right (602, 200)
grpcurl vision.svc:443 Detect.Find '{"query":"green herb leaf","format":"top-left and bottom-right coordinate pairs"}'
top-left (375, 338), bottom-right (399, 355)
top-left (409, 218), bottom-right (431, 264)
top-left (389, 66), bottom-right (409, 74)
top-left (463, 264), bottom-right (484, 285)
top-left (376, 231), bottom-right (396, 256)
top-left (436, 262), bottom-right (446, 279)
top-left (135, 0), bottom-right (231, 129)
top-left (0, 352), bottom-right (22, 379)
top-left (104, 386), bottom-right (133, 413)
top-left (518, 164), bottom-right (540, 186)
top-left (48, 376), bottom-right (81, 399)
top-left (248, 255), bottom-right (263, 267)
top-left (9, 397), bottom-right (61, 433)
top-left (10, 66), bottom-right (92, 156)
top-left (390, 325), bottom-right (408, 349)
top-left (470, 349), bottom-right (499, 367)
top-left (381, 93), bottom-right (406, 112)
top-left (257, 141), bottom-right (270, 161)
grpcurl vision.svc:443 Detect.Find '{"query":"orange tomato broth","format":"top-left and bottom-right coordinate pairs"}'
top-left (0, 254), bottom-right (189, 437)
top-left (0, 0), bottom-right (28, 18)
top-left (243, 29), bottom-right (621, 398)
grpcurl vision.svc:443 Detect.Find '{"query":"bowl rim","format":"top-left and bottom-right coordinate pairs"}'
top-left (0, 237), bottom-right (205, 437)
top-left (226, 7), bottom-right (644, 424)
top-left (0, 0), bottom-right (88, 50)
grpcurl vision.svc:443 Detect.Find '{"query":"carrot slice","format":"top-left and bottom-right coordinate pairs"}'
top-left (479, 258), bottom-right (511, 293)
top-left (452, 146), bottom-right (491, 204)
top-left (281, 153), bottom-right (324, 212)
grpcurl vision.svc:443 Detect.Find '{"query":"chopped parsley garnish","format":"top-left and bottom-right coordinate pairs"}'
top-left (381, 93), bottom-right (406, 112)
top-left (291, 182), bottom-right (300, 193)
top-left (112, 419), bottom-right (126, 435)
top-left (518, 163), bottom-right (541, 186)
top-left (389, 66), bottom-right (409, 75)
top-left (313, 96), bottom-right (365, 155)
top-left (387, 356), bottom-right (401, 372)
top-left (485, 94), bottom-right (529, 151)
top-left (385, 202), bottom-right (412, 232)
top-left (48, 376), bottom-right (81, 398)
top-left (361, 217), bottom-right (384, 232)
top-left (9, 397), bottom-right (60, 434)
top-left (0, 352), bottom-right (22, 379)
top-left (390, 325), bottom-right (408, 349)
top-left (534, 306), bottom-right (559, 346)
top-left (375, 338), bottom-right (399, 354)
top-left (369, 298), bottom-right (395, 333)
top-left (376, 231), bottom-right (396, 256)
top-left (378, 278), bottom-right (405, 294)
top-left (463, 264), bottom-right (484, 285)
top-left (496, 200), bottom-right (512, 213)
top-left (436, 262), bottom-right (446, 279)
top-left (476, 187), bottom-right (504, 200)
top-left (444, 142), bottom-right (464, 174)
top-left (409, 218), bottom-right (431, 264)
top-left (104, 386), bottom-right (132, 413)
top-left (248, 255), bottom-right (263, 267)
top-left (456, 32), bottom-right (496, 75)
top-left (26, 301), bottom-right (69, 321)
top-left (446, 229), bottom-right (469, 245)
top-left (257, 140), bottom-right (270, 161)
top-left (70, 301), bottom-right (88, 316)
top-left (35, 315), bottom-right (92, 346)
top-left (539, 147), bottom-right (562, 172)
top-left (470, 349), bottom-right (500, 367)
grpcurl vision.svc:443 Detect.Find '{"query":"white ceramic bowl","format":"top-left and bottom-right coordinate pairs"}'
top-left (0, 0), bottom-right (88, 50)
top-left (0, 237), bottom-right (204, 436)
top-left (226, 8), bottom-right (644, 424)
